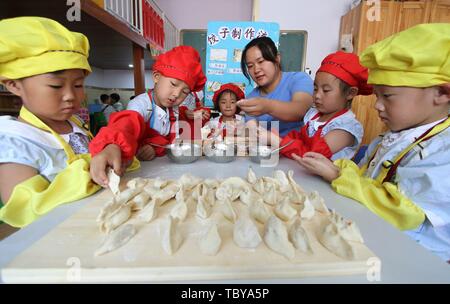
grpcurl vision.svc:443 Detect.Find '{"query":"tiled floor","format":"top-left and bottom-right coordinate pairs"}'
top-left (0, 224), bottom-right (19, 241)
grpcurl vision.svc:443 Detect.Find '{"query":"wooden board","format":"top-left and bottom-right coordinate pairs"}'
top-left (2, 181), bottom-right (377, 283)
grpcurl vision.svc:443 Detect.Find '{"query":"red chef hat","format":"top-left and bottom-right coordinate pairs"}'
top-left (317, 51), bottom-right (373, 96)
top-left (212, 83), bottom-right (245, 106)
top-left (153, 46), bottom-right (206, 92)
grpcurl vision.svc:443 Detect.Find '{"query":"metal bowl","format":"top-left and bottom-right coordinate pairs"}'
top-left (203, 142), bottom-right (237, 163)
top-left (166, 143), bottom-right (202, 164)
top-left (248, 145), bottom-right (273, 164)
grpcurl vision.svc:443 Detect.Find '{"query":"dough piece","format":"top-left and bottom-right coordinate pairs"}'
top-left (319, 221), bottom-right (355, 260)
top-left (115, 187), bottom-right (141, 205)
top-left (170, 201), bottom-right (188, 222)
top-left (263, 216), bottom-right (295, 260)
top-left (273, 170), bottom-right (291, 193)
top-left (95, 224), bottom-right (136, 256)
top-left (220, 199), bottom-right (237, 223)
top-left (126, 177), bottom-right (148, 189)
top-left (233, 217), bottom-right (262, 249)
top-left (308, 191), bottom-right (330, 214)
top-left (199, 223), bottom-right (222, 256)
top-left (178, 173), bottom-right (203, 191)
top-left (253, 178), bottom-right (265, 195)
top-left (130, 191), bottom-right (151, 211)
top-left (249, 199), bottom-right (271, 224)
top-left (330, 211), bottom-right (364, 243)
top-left (107, 168), bottom-right (120, 196)
top-left (289, 218), bottom-right (313, 254)
top-left (96, 198), bottom-right (121, 223)
top-left (287, 170), bottom-right (306, 195)
top-left (160, 216), bottom-right (183, 255)
top-left (137, 200), bottom-right (157, 222)
top-left (100, 203), bottom-right (132, 234)
top-left (247, 166), bottom-right (257, 184)
top-left (274, 197), bottom-right (297, 221)
top-left (143, 177), bottom-right (168, 195)
top-left (300, 196), bottom-right (315, 220)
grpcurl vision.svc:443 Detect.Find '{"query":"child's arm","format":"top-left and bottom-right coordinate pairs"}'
top-left (89, 144), bottom-right (124, 187)
top-left (323, 129), bottom-right (355, 154)
top-left (330, 159), bottom-right (425, 230)
top-left (0, 163), bottom-right (37, 203)
top-left (293, 153), bottom-right (425, 230)
top-left (278, 130), bottom-right (333, 159)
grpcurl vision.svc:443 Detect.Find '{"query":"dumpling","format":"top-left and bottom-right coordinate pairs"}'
top-left (249, 199), bottom-right (271, 224)
top-left (287, 170), bottom-right (306, 195)
top-left (107, 168), bottom-right (121, 196)
top-left (300, 196), bottom-right (315, 220)
top-left (247, 166), bottom-right (257, 184)
top-left (99, 203), bottom-right (132, 234)
top-left (273, 170), bottom-right (291, 193)
top-left (95, 224), bottom-right (136, 256)
top-left (170, 201), bottom-right (188, 222)
top-left (129, 191), bottom-right (151, 211)
top-left (199, 223), bottom-right (222, 256)
top-left (152, 183), bottom-right (180, 206)
top-left (239, 188), bottom-right (261, 206)
top-left (253, 178), bottom-right (265, 195)
top-left (126, 177), bottom-right (148, 189)
top-left (319, 221), bottom-right (355, 260)
top-left (274, 197), bottom-right (297, 221)
top-left (289, 218), bottom-right (313, 254)
top-left (160, 216), bottom-right (183, 255)
top-left (233, 217), bottom-right (262, 249)
top-left (203, 178), bottom-right (221, 189)
top-left (263, 216), bottom-right (295, 260)
top-left (308, 191), bottom-right (330, 215)
top-left (262, 183), bottom-right (278, 206)
top-left (196, 196), bottom-right (212, 220)
top-left (329, 211), bottom-right (364, 243)
top-left (137, 200), bottom-right (157, 222)
top-left (220, 199), bottom-right (237, 223)
top-left (217, 177), bottom-right (250, 201)
top-left (178, 173), bottom-right (203, 191)
top-left (96, 198), bottom-right (121, 223)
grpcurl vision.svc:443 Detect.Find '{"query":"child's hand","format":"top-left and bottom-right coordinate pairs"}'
top-left (237, 98), bottom-right (268, 116)
top-left (292, 152), bottom-right (340, 182)
top-left (136, 144), bottom-right (156, 161)
top-left (90, 144), bottom-right (123, 187)
top-left (198, 109), bottom-right (210, 121)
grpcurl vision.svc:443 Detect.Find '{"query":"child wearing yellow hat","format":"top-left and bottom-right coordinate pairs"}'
top-left (294, 23), bottom-right (450, 261)
top-left (0, 17), bottom-right (101, 227)
top-left (89, 46), bottom-right (206, 186)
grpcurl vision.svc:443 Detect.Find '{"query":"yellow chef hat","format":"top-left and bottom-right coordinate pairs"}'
top-left (360, 23), bottom-right (450, 87)
top-left (0, 16), bottom-right (91, 80)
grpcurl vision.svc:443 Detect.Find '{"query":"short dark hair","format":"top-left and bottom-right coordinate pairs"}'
top-left (100, 94), bottom-right (109, 102)
top-left (110, 93), bottom-right (120, 102)
top-left (241, 36), bottom-right (280, 83)
top-left (338, 79), bottom-right (355, 105)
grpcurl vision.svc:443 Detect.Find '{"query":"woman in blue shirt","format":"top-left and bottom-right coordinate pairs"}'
top-left (238, 37), bottom-right (313, 136)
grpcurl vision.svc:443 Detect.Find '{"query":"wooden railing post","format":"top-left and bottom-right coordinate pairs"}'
top-left (133, 42), bottom-right (146, 95)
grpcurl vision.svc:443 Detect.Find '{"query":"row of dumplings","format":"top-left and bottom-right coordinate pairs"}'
top-left (95, 168), bottom-right (364, 261)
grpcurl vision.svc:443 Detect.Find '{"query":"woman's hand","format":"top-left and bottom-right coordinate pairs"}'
top-left (237, 98), bottom-right (270, 116)
top-left (185, 109), bottom-right (195, 120)
top-left (90, 144), bottom-right (124, 187)
top-left (292, 152), bottom-right (340, 182)
top-left (136, 144), bottom-right (156, 161)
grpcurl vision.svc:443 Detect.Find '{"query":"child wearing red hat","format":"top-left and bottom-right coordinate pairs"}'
top-left (202, 83), bottom-right (245, 140)
top-left (89, 46), bottom-right (206, 186)
top-left (257, 51), bottom-right (372, 161)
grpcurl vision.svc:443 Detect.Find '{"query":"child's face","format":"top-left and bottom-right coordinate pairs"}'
top-left (152, 72), bottom-right (190, 108)
top-left (218, 91), bottom-right (238, 117)
top-left (373, 85), bottom-right (444, 131)
top-left (7, 69), bottom-right (86, 122)
top-left (245, 46), bottom-right (280, 88)
top-left (313, 72), bottom-right (350, 114)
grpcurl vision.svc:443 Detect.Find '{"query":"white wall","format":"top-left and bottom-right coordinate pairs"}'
top-left (85, 67), bottom-right (154, 89)
top-left (258, 0), bottom-right (354, 77)
top-left (155, 0), bottom-right (253, 29)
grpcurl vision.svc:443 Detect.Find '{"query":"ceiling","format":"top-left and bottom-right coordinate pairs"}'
top-left (1, 0), bottom-right (155, 70)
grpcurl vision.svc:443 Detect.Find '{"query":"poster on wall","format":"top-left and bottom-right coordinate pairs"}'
top-left (204, 21), bottom-right (280, 107)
